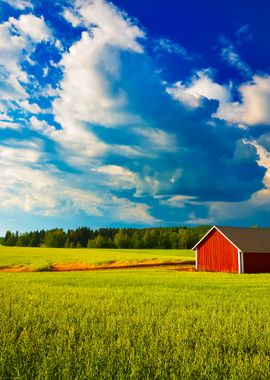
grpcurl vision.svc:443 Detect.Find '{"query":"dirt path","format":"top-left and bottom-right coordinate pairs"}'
top-left (0, 260), bottom-right (195, 272)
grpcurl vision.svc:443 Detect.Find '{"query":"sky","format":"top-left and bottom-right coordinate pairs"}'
top-left (1, 0), bottom-right (270, 233)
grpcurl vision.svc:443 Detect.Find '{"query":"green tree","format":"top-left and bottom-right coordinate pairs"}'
top-left (170, 232), bottom-right (179, 249)
top-left (178, 228), bottom-right (190, 249)
top-left (114, 230), bottom-right (129, 248)
top-left (95, 235), bottom-right (105, 248)
top-left (4, 231), bottom-right (17, 246)
top-left (131, 231), bottom-right (143, 248)
top-left (64, 238), bottom-right (71, 248)
top-left (29, 231), bottom-right (40, 247)
top-left (87, 239), bottom-right (94, 248)
top-left (44, 229), bottom-right (66, 248)
top-left (17, 233), bottom-right (30, 247)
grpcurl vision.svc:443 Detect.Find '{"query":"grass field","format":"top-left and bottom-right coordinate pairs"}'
top-left (0, 246), bottom-right (193, 271)
top-left (0, 269), bottom-right (270, 379)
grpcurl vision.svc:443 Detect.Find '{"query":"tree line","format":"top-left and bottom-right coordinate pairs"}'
top-left (1, 226), bottom-right (210, 249)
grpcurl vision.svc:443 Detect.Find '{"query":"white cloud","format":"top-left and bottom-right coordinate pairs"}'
top-left (19, 100), bottom-right (43, 114)
top-left (0, 112), bottom-right (11, 121)
top-left (40, 84), bottom-right (59, 98)
top-left (216, 75), bottom-right (270, 125)
top-left (111, 144), bottom-right (150, 158)
top-left (1, 0), bottom-right (32, 9)
top-left (10, 14), bottom-right (51, 42)
top-left (43, 66), bottom-right (49, 77)
top-left (237, 76), bottom-right (270, 125)
top-left (135, 174), bottom-right (160, 197)
top-left (0, 120), bottom-right (20, 129)
top-left (167, 70), bottom-right (230, 108)
top-left (93, 165), bottom-right (136, 189)
top-left (160, 195), bottom-right (197, 208)
top-left (51, 0), bottom-right (147, 169)
top-left (246, 141), bottom-right (270, 208)
top-left (167, 70), bottom-right (270, 128)
top-left (59, 188), bottom-right (103, 216)
top-left (0, 141), bottom-right (104, 216)
top-left (0, 13), bottom-right (51, 110)
top-left (0, 21), bottom-right (25, 76)
top-left (30, 115), bottom-right (108, 169)
top-left (221, 45), bottom-right (252, 77)
top-left (63, 9), bottom-right (82, 27)
top-left (0, 145), bottom-right (40, 163)
top-left (0, 138), bottom-right (157, 223)
top-left (53, 31), bottom-right (134, 128)
top-left (69, 0), bottom-right (145, 52)
top-left (30, 116), bottom-right (55, 135)
top-left (166, 81), bottom-right (201, 108)
top-left (111, 196), bottom-right (158, 224)
top-left (54, 39), bottom-right (64, 51)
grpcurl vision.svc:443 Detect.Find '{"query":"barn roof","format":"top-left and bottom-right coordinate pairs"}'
top-left (193, 225), bottom-right (270, 253)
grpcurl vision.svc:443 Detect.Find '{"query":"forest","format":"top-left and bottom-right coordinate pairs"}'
top-left (1, 226), bottom-right (210, 249)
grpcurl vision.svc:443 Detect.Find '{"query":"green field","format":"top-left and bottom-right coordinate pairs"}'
top-left (0, 268), bottom-right (270, 379)
top-left (0, 246), bottom-right (193, 271)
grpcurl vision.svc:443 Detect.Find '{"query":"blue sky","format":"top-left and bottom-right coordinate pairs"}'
top-left (1, 0), bottom-right (270, 233)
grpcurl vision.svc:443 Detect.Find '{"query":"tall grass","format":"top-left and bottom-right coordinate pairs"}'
top-left (0, 270), bottom-right (269, 379)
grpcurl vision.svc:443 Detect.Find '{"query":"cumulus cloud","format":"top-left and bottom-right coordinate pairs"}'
top-left (168, 70), bottom-right (270, 129)
top-left (9, 14), bottom-right (51, 42)
top-left (51, 0), bottom-right (146, 168)
top-left (53, 31), bottom-right (137, 129)
top-left (216, 75), bottom-right (270, 126)
top-left (51, 2), bottom-right (265, 206)
top-left (111, 196), bottom-right (159, 224)
top-left (0, 21), bottom-right (26, 76)
top-left (247, 141), bottom-right (270, 208)
top-left (55, 0), bottom-right (145, 132)
top-left (65, 0), bottom-right (144, 52)
top-left (166, 70), bottom-right (230, 108)
top-left (0, 0), bottom-right (268, 227)
top-left (0, 13), bottom-right (51, 116)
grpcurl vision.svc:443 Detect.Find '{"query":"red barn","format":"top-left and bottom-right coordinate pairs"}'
top-left (193, 226), bottom-right (270, 273)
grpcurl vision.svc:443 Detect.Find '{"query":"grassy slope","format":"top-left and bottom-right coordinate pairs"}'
top-left (0, 270), bottom-right (269, 379)
top-left (0, 246), bottom-right (193, 271)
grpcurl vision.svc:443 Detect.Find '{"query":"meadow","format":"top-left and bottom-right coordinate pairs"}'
top-left (0, 246), bottom-right (193, 271)
top-left (0, 268), bottom-right (270, 379)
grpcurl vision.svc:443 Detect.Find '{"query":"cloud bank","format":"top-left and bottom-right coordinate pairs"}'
top-left (0, 0), bottom-right (270, 231)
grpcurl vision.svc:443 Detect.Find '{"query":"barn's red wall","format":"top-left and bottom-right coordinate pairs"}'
top-left (244, 253), bottom-right (270, 273)
top-left (197, 229), bottom-right (239, 273)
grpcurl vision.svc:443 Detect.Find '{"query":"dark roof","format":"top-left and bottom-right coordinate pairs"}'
top-left (216, 226), bottom-right (270, 253)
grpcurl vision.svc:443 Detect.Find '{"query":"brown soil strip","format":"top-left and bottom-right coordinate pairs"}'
top-left (0, 266), bottom-right (33, 272)
top-left (0, 260), bottom-right (195, 273)
top-left (51, 260), bottom-right (195, 272)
